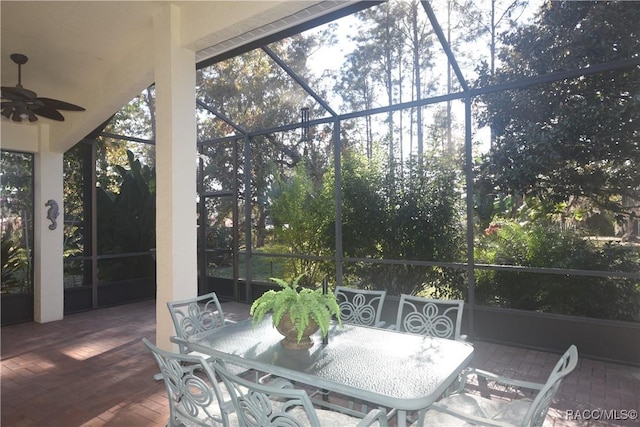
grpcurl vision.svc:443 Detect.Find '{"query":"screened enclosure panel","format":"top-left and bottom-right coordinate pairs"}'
top-left (199, 142), bottom-right (238, 194)
top-left (197, 47), bottom-right (323, 136)
top-left (241, 253), bottom-right (331, 287)
top-left (288, 0), bottom-right (464, 115)
top-left (250, 126), bottom-right (336, 257)
top-left (97, 256), bottom-right (154, 282)
top-left (201, 196), bottom-right (235, 280)
top-left (342, 260), bottom-right (467, 301)
top-left (473, 74), bottom-right (640, 271)
top-left (1, 151), bottom-right (34, 295)
top-left (63, 143), bottom-right (92, 289)
top-left (475, 268), bottom-right (640, 322)
top-left (339, 104), bottom-right (467, 265)
top-left (186, 0), bottom-right (639, 328)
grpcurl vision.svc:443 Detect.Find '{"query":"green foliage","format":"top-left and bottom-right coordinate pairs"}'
top-left (108, 87), bottom-right (155, 141)
top-left (266, 150), bottom-right (465, 297)
top-left (1, 230), bottom-right (30, 293)
top-left (96, 150), bottom-right (156, 280)
top-left (206, 224), bottom-right (233, 268)
top-left (476, 1), bottom-right (640, 218)
top-left (471, 2), bottom-right (640, 321)
top-left (340, 153), bottom-right (386, 258)
top-left (1, 151), bottom-right (33, 294)
top-left (250, 274), bottom-right (341, 342)
top-left (342, 153), bottom-right (466, 297)
top-left (267, 161), bottom-right (335, 284)
top-left (197, 36), bottom-right (327, 250)
top-left (62, 144), bottom-right (86, 253)
top-left (1, 152), bottom-right (33, 221)
top-left (475, 221), bottom-right (640, 321)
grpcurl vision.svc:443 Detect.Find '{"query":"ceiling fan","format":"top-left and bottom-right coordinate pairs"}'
top-left (1, 53), bottom-right (85, 122)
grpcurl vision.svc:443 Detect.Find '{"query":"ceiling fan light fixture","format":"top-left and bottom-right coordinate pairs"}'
top-left (14, 105), bottom-right (28, 122)
top-left (1, 53), bottom-right (85, 123)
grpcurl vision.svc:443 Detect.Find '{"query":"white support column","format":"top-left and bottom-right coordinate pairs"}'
top-left (153, 4), bottom-right (197, 351)
top-left (33, 124), bottom-right (64, 323)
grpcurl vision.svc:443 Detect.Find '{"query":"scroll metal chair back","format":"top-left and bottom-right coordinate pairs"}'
top-left (520, 344), bottom-right (579, 426)
top-left (142, 338), bottom-right (234, 427)
top-left (167, 292), bottom-right (228, 354)
top-left (334, 286), bottom-right (387, 327)
top-left (211, 359), bottom-right (388, 427)
top-left (421, 345), bottom-right (579, 427)
top-left (394, 294), bottom-right (464, 340)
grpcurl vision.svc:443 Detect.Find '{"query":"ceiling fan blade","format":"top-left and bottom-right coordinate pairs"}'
top-left (1, 86), bottom-right (37, 101)
top-left (37, 97), bottom-right (85, 111)
top-left (1, 106), bottom-right (13, 119)
top-left (31, 105), bottom-right (65, 121)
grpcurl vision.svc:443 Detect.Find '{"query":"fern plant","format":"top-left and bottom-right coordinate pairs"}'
top-left (250, 274), bottom-right (341, 343)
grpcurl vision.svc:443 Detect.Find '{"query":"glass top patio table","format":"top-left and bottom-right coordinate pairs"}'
top-left (188, 316), bottom-right (474, 426)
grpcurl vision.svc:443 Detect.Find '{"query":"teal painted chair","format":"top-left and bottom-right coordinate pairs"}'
top-left (393, 294), bottom-right (465, 340)
top-left (212, 358), bottom-right (389, 427)
top-left (143, 338), bottom-right (238, 426)
top-left (418, 345), bottom-right (579, 427)
top-left (334, 286), bottom-right (387, 327)
top-left (153, 292), bottom-right (235, 381)
top-left (167, 291), bottom-right (231, 356)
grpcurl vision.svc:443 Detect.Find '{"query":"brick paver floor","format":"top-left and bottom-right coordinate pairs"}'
top-left (2, 299), bottom-right (638, 426)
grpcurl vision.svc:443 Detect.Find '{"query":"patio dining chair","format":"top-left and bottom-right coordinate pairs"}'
top-left (142, 338), bottom-right (237, 427)
top-left (211, 358), bottom-right (389, 427)
top-left (334, 286), bottom-right (387, 327)
top-left (417, 344), bottom-right (579, 427)
top-left (167, 291), bottom-right (231, 355)
top-left (154, 292), bottom-right (236, 381)
top-left (393, 294), bottom-right (465, 340)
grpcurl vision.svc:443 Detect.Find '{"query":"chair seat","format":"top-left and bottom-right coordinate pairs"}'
top-left (187, 349), bottom-right (214, 359)
top-left (212, 358), bottom-right (388, 427)
top-left (154, 350), bottom-right (247, 380)
top-left (176, 400), bottom-right (239, 427)
top-left (289, 407), bottom-right (383, 427)
top-left (183, 350), bottom-right (252, 377)
top-left (422, 393), bottom-right (533, 426)
top-left (175, 381), bottom-right (261, 427)
top-left (419, 345), bottom-right (577, 427)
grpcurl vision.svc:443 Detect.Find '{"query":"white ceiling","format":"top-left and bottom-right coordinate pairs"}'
top-left (1, 1), bottom-right (357, 152)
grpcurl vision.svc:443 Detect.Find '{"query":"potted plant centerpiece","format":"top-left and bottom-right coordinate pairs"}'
top-left (250, 274), bottom-right (341, 349)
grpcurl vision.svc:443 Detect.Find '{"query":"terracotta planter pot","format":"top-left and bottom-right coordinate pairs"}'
top-left (275, 313), bottom-right (319, 349)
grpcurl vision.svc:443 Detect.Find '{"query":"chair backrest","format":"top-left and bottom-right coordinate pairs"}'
top-left (522, 345), bottom-right (578, 427)
top-left (334, 286), bottom-right (387, 327)
top-left (211, 359), bottom-right (324, 426)
top-left (395, 294), bottom-right (464, 340)
top-left (167, 292), bottom-right (226, 353)
top-left (142, 338), bottom-right (231, 427)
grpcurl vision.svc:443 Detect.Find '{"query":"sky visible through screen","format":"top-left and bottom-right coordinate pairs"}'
top-left (303, 0), bottom-right (541, 158)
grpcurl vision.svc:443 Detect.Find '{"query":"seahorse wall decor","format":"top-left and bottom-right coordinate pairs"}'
top-left (45, 199), bottom-right (59, 230)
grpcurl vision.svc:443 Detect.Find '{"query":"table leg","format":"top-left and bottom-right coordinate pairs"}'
top-left (397, 409), bottom-right (407, 427)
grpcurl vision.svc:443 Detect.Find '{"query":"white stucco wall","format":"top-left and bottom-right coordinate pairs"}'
top-left (33, 125), bottom-right (64, 322)
top-left (2, 121), bottom-right (65, 323)
top-left (154, 4), bottom-right (198, 351)
top-left (1, 122), bottom-right (40, 153)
